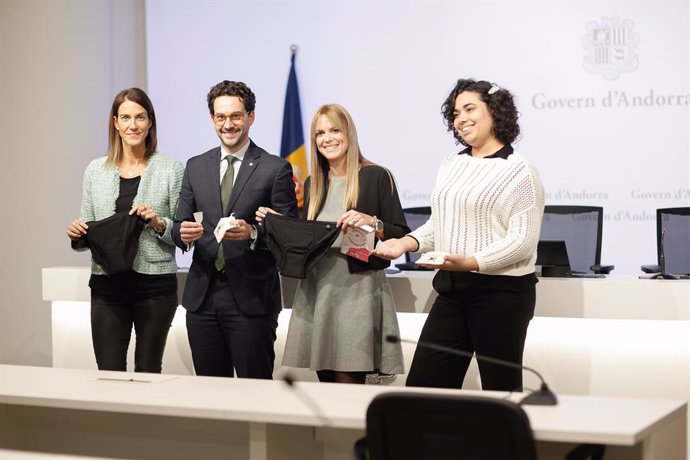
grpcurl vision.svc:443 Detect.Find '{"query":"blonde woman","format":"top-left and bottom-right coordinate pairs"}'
top-left (257, 104), bottom-right (408, 384)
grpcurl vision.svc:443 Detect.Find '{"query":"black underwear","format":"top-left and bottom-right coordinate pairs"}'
top-left (261, 213), bottom-right (341, 279)
top-left (85, 211), bottom-right (146, 276)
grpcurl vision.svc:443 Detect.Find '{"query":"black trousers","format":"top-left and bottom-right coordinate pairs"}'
top-left (91, 285), bottom-right (177, 373)
top-left (406, 271), bottom-right (536, 391)
top-left (186, 271), bottom-right (278, 379)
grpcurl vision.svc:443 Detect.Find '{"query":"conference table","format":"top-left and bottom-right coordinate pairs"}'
top-left (384, 269), bottom-right (690, 318)
top-left (42, 267), bottom-right (690, 390)
top-left (0, 364), bottom-right (685, 460)
top-left (42, 267), bottom-right (690, 319)
top-left (41, 267), bottom-right (690, 457)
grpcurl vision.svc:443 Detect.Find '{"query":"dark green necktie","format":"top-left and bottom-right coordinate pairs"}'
top-left (215, 156), bottom-right (236, 271)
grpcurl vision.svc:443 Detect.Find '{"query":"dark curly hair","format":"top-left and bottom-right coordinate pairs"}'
top-left (207, 80), bottom-right (256, 115)
top-left (441, 79), bottom-right (520, 147)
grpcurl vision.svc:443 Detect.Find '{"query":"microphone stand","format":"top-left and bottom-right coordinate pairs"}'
top-left (387, 335), bottom-right (558, 406)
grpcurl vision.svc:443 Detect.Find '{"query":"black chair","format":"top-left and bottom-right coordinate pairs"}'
top-left (355, 392), bottom-right (537, 460)
top-left (395, 207), bottom-right (432, 271)
top-left (535, 240), bottom-right (572, 277)
top-left (539, 205), bottom-right (614, 275)
top-left (641, 207), bottom-right (690, 277)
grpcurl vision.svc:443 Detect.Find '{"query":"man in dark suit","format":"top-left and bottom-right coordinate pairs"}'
top-left (173, 81), bottom-right (298, 378)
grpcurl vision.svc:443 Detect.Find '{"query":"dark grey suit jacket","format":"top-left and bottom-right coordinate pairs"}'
top-left (173, 141), bottom-right (298, 314)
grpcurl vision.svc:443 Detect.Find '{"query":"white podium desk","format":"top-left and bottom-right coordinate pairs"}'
top-left (42, 266), bottom-right (690, 318)
top-left (41, 267), bottom-right (690, 396)
top-left (383, 270), bottom-right (690, 318)
top-left (0, 365), bottom-right (686, 460)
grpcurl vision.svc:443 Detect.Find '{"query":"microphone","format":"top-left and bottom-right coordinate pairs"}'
top-left (282, 373), bottom-right (333, 427)
top-left (281, 372), bottom-right (359, 455)
top-left (386, 335), bottom-right (558, 406)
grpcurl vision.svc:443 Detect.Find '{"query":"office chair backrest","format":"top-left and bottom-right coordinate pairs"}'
top-left (539, 205), bottom-right (603, 274)
top-left (535, 240), bottom-right (572, 276)
top-left (402, 207), bottom-right (431, 264)
top-left (365, 392), bottom-right (537, 460)
top-left (657, 207), bottom-right (690, 275)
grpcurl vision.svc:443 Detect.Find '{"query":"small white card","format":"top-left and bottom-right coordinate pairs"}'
top-left (341, 225), bottom-right (375, 262)
top-left (416, 251), bottom-right (450, 266)
top-left (214, 213), bottom-right (239, 243)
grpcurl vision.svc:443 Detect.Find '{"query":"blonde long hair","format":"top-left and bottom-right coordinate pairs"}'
top-left (307, 104), bottom-right (372, 220)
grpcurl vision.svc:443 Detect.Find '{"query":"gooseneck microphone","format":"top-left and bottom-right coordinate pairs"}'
top-left (282, 373), bottom-right (357, 455)
top-left (283, 373), bottom-right (333, 427)
top-left (386, 335), bottom-right (558, 406)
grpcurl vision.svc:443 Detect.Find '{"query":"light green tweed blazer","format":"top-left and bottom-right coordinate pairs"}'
top-left (73, 152), bottom-right (184, 275)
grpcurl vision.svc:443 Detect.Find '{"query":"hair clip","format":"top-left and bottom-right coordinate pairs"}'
top-left (488, 84), bottom-right (500, 95)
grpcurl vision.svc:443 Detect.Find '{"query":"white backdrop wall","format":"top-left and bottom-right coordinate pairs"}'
top-left (0, 0), bottom-right (685, 368)
top-left (146, 0), bottom-right (690, 274)
top-left (0, 0), bottom-right (147, 366)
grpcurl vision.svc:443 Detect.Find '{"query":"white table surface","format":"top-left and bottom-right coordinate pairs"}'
top-left (0, 364), bottom-right (685, 448)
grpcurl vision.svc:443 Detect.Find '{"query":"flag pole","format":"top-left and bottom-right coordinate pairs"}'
top-left (280, 44), bottom-right (308, 210)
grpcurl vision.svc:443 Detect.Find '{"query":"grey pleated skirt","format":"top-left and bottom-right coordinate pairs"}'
top-left (282, 249), bottom-right (404, 374)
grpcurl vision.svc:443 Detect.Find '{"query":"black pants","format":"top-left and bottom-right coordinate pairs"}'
top-left (91, 287), bottom-right (178, 373)
top-left (186, 271), bottom-right (278, 379)
top-left (406, 271), bottom-right (536, 391)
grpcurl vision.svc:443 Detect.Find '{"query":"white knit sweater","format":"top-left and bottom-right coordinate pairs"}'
top-left (410, 150), bottom-right (545, 276)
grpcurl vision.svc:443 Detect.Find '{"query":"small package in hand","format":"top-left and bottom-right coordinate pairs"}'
top-left (417, 251), bottom-right (449, 266)
top-left (214, 213), bottom-right (239, 243)
top-left (341, 224), bottom-right (375, 262)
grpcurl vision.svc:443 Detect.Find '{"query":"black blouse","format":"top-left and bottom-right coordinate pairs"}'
top-left (115, 176), bottom-right (141, 213)
top-left (304, 164), bottom-right (410, 273)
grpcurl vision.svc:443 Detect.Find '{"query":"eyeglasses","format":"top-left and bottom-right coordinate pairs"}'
top-left (212, 111), bottom-right (247, 125)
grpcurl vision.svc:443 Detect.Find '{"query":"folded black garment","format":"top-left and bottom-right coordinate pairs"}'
top-left (84, 211), bottom-right (146, 275)
top-left (261, 213), bottom-right (340, 279)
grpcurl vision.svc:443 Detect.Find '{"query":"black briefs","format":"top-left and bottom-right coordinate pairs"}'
top-left (261, 213), bottom-right (341, 279)
top-left (85, 211), bottom-right (146, 276)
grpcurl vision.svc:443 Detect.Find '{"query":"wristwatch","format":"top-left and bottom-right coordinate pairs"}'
top-left (153, 218), bottom-right (166, 235)
top-left (373, 216), bottom-right (384, 233)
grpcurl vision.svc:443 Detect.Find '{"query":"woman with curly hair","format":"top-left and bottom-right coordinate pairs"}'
top-left (375, 79), bottom-right (545, 391)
